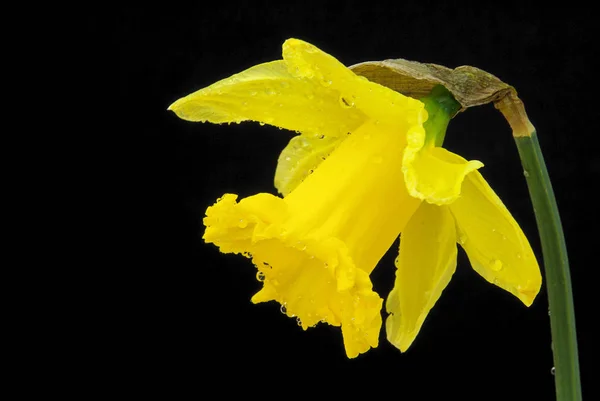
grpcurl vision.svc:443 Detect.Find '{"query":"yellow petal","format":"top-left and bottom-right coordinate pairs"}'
top-left (403, 130), bottom-right (484, 205)
top-left (449, 171), bottom-right (542, 306)
top-left (274, 134), bottom-right (345, 196)
top-left (282, 39), bottom-right (427, 129)
top-left (168, 60), bottom-right (365, 137)
top-left (386, 202), bottom-right (457, 352)
top-left (270, 39), bottom-right (427, 196)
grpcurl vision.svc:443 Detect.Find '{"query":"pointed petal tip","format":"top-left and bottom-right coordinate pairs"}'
top-left (516, 282), bottom-right (541, 307)
top-left (282, 37), bottom-right (309, 49)
top-left (385, 325), bottom-right (415, 353)
top-left (385, 313), bottom-right (416, 353)
top-left (167, 98), bottom-right (183, 113)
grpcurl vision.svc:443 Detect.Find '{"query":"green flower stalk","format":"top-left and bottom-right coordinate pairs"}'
top-left (497, 94), bottom-right (582, 401)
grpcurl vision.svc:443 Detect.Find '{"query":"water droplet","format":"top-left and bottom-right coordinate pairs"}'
top-left (256, 271), bottom-right (265, 282)
top-left (306, 92), bottom-right (315, 100)
top-left (459, 234), bottom-right (467, 245)
top-left (523, 170), bottom-right (530, 178)
top-left (296, 317), bottom-right (302, 326)
top-left (548, 308), bottom-right (551, 316)
top-left (551, 367), bottom-right (555, 375)
top-left (490, 259), bottom-right (503, 271)
top-left (238, 219), bottom-right (248, 228)
top-left (491, 228), bottom-right (497, 233)
top-left (280, 303), bottom-right (287, 314)
top-left (323, 79), bottom-right (333, 86)
top-left (516, 253), bottom-right (522, 259)
top-left (285, 156), bottom-right (291, 161)
top-left (259, 122), bottom-right (265, 126)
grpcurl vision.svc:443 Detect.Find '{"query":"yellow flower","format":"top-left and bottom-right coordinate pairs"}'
top-left (169, 39), bottom-right (542, 357)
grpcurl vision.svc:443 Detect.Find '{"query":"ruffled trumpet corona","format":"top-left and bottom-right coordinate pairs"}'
top-left (169, 39), bottom-right (541, 358)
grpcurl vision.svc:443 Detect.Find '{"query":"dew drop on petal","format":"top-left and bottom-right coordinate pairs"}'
top-left (296, 317), bottom-right (302, 326)
top-left (256, 271), bottom-right (265, 282)
top-left (280, 303), bottom-right (287, 314)
top-left (551, 367), bottom-right (555, 375)
top-left (490, 259), bottom-right (503, 271)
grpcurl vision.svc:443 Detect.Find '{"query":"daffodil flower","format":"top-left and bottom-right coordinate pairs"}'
top-left (169, 39), bottom-right (541, 358)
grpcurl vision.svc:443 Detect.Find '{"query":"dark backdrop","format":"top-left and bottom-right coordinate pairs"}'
top-left (115, 2), bottom-right (594, 398)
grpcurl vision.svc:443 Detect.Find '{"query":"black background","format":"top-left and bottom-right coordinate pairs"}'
top-left (115, 2), bottom-right (595, 398)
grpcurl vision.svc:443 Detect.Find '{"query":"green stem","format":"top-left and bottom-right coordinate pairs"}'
top-left (514, 132), bottom-right (581, 401)
top-left (420, 85), bottom-right (462, 146)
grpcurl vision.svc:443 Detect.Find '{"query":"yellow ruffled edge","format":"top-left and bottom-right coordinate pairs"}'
top-left (203, 193), bottom-right (383, 358)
